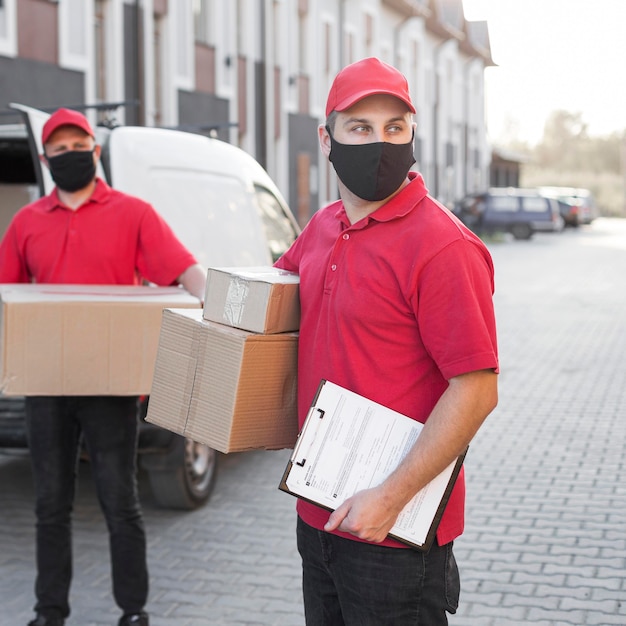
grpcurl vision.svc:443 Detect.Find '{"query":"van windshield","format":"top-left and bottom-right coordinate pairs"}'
top-left (254, 185), bottom-right (299, 262)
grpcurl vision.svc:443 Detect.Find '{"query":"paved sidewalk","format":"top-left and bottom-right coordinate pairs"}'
top-left (450, 219), bottom-right (626, 626)
top-left (1, 218), bottom-right (625, 625)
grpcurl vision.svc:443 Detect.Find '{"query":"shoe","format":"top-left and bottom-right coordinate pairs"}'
top-left (118, 613), bottom-right (149, 626)
top-left (27, 615), bottom-right (64, 626)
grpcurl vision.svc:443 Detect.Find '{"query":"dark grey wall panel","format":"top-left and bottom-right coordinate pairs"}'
top-left (0, 56), bottom-right (84, 121)
top-left (177, 90), bottom-right (230, 142)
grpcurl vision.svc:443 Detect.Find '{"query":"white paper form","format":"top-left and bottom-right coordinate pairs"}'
top-left (282, 380), bottom-right (463, 549)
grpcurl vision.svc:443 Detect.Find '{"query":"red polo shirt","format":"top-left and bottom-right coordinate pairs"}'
top-left (275, 172), bottom-right (498, 547)
top-left (0, 179), bottom-right (196, 285)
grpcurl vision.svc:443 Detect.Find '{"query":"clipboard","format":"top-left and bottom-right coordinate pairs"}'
top-left (279, 380), bottom-right (466, 551)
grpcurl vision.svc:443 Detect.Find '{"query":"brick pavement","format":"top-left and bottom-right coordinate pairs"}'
top-left (1, 218), bottom-right (625, 625)
top-left (0, 447), bottom-right (303, 626)
top-left (449, 218), bottom-right (626, 626)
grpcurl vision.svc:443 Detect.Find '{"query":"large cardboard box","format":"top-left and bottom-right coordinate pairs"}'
top-left (203, 266), bottom-right (300, 334)
top-left (147, 308), bottom-right (299, 453)
top-left (0, 284), bottom-right (200, 396)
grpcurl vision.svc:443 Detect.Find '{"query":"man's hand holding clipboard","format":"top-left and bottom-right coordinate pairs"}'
top-left (279, 380), bottom-right (466, 551)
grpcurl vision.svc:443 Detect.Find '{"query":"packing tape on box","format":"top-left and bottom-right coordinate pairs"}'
top-left (223, 276), bottom-right (250, 326)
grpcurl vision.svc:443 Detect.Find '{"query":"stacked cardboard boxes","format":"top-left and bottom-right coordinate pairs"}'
top-left (146, 266), bottom-right (300, 453)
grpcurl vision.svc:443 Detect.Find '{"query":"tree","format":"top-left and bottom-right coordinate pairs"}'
top-left (515, 110), bottom-right (626, 217)
top-left (532, 110), bottom-right (622, 175)
top-left (535, 110), bottom-right (588, 171)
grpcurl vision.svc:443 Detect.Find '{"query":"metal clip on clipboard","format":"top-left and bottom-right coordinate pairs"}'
top-left (291, 407), bottom-right (325, 467)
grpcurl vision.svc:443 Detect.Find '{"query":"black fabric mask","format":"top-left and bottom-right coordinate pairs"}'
top-left (46, 149), bottom-right (97, 192)
top-left (327, 127), bottom-right (416, 201)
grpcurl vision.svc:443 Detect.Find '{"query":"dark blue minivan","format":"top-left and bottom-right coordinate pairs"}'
top-left (454, 188), bottom-right (564, 240)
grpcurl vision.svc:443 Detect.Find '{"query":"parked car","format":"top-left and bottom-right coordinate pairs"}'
top-left (553, 197), bottom-right (581, 228)
top-left (453, 187), bottom-right (563, 240)
top-left (0, 104), bottom-right (301, 510)
top-left (538, 186), bottom-right (598, 227)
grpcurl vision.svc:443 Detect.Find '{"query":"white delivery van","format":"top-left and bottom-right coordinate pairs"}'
top-left (0, 104), bottom-right (301, 509)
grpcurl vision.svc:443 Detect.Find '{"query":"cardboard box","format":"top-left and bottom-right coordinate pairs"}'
top-left (0, 284), bottom-right (200, 396)
top-left (146, 308), bottom-right (299, 453)
top-left (203, 266), bottom-right (300, 334)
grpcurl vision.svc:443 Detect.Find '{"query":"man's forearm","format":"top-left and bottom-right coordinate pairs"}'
top-left (177, 263), bottom-right (207, 301)
top-left (380, 369), bottom-right (498, 518)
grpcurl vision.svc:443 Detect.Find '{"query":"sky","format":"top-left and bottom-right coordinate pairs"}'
top-left (462, 0), bottom-right (626, 145)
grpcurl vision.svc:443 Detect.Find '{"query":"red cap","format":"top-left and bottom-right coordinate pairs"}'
top-left (325, 57), bottom-right (416, 117)
top-left (41, 108), bottom-right (95, 145)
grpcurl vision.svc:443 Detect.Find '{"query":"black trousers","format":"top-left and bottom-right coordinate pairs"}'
top-left (25, 396), bottom-right (148, 619)
top-left (297, 517), bottom-right (460, 625)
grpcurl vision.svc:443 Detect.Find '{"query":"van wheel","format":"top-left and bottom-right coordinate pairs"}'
top-left (147, 437), bottom-right (218, 510)
top-left (511, 223), bottom-right (533, 240)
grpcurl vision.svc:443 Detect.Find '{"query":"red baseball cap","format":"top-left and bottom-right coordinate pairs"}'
top-left (325, 57), bottom-right (416, 117)
top-left (41, 108), bottom-right (95, 145)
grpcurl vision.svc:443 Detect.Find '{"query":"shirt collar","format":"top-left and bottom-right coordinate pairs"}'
top-left (43, 177), bottom-right (112, 212)
top-left (335, 171), bottom-right (429, 228)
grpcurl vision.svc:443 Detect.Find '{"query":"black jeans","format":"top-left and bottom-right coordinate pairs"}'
top-left (297, 517), bottom-right (460, 626)
top-left (25, 396), bottom-right (148, 619)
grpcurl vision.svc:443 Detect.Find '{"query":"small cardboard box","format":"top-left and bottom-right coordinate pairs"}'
top-left (146, 308), bottom-right (299, 453)
top-left (0, 284), bottom-right (200, 396)
top-left (203, 266), bottom-right (300, 334)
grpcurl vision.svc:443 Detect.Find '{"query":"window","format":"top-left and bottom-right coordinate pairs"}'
top-left (0, 0), bottom-right (17, 58)
top-left (298, 0), bottom-right (307, 72)
top-left (490, 197), bottom-right (519, 212)
top-left (254, 185), bottom-right (299, 262)
top-left (59, 0), bottom-right (90, 71)
top-left (174, 1), bottom-right (193, 86)
top-left (522, 197), bottom-right (550, 213)
top-left (193, 0), bottom-right (210, 44)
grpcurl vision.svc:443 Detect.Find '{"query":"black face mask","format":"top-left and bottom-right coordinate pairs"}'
top-left (327, 126), bottom-right (416, 201)
top-left (46, 149), bottom-right (97, 192)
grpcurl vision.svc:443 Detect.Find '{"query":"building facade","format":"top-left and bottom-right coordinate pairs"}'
top-left (0, 0), bottom-right (494, 225)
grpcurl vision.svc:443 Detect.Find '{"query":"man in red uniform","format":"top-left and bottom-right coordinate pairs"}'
top-left (275, 57), bottom-right (499, 625)
top-left (0, 108), bottom-right (206, 626)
